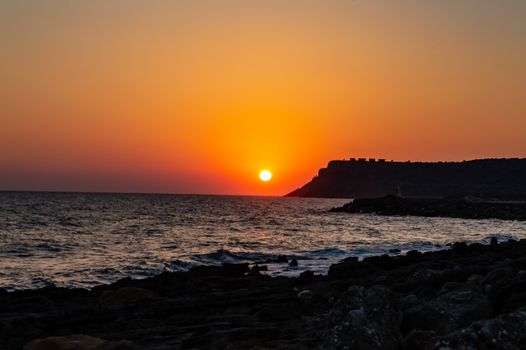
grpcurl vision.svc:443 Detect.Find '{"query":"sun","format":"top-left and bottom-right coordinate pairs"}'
top-left (259, 170), bottom-right (272, 182)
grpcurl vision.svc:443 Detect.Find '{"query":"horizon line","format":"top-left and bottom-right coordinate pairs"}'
top-left (0, 189), bottom-right (287, 198)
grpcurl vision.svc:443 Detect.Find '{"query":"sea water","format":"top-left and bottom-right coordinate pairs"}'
top-left (1, 191), bottom-right (525, 290)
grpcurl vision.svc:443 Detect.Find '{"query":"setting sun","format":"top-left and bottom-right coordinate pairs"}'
top-left (259, 170), bottom-right (272, 182)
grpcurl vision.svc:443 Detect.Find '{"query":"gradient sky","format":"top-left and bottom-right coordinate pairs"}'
top-left (1, 1), bottom-right (525, 195)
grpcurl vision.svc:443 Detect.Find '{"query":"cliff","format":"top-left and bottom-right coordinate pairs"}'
top-left (286, 158), bottom-right (526, 200)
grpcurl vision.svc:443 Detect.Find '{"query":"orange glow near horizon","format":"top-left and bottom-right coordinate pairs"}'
top-left (1, 2), bottom-right (525, 195)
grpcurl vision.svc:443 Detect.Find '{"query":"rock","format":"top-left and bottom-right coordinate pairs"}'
top-left (321, 286), bottom-right (402, 350)
top-left (482, 267), bottom-right (514, 286)
top-left (400, 294), bottom-right (419, 310)
top-left (99, 287), bottom-right (155, 308)
top-left (405, 250), bottom-right (422, 259)
top-left (5, 239), bottom-right (526, 350)
top-left (430, 308), bottom-right (526, 349)
top-left (276, 255), bottom-right (288, 263)
top-left (298, 270), bottom-right (315, 283)
top-left (24, 335), bottom-right (134, 350)
top-left (329, 195), bottom-right (526, 221)
top-left (403, 289), bottom-right (492, 335)
top-left (328, 260), bottom-right (378, 280)
top-left (451, 242), bottom-right (468, 252)
top-left (289, 259), bottom-right (298, 267)
top-left (404, 329), bottom-right (438, 350)
top-left (248, 264), bottom-right (268, 275)
top-left (187, 263), bottom-right (250, 279)
top-left (297, 290), bottom-right (313, 302)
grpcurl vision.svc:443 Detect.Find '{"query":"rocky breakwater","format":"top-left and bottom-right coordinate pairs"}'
top-left (331, 195), bottom-right (526, 221)
top-left (3, 239), bottom-right (526, 349)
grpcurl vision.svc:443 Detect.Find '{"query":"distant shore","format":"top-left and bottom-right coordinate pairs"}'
top-left (4, 238), bottom-right (526, 349)
top-left (331, 195), bottom-right (526, 221)
top-left (287, 158), bottom-right (526, 200)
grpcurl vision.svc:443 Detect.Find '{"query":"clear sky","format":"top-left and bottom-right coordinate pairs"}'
top-left (1, 1), bottom-right (525, 195)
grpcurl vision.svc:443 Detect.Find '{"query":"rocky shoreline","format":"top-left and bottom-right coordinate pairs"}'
top-left (3, 239), bottom-right (526, 349)
top-left (331, 195), bottom-right (526, 221)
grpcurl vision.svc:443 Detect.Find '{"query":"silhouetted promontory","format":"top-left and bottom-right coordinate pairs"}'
top-left (331, 195), bottom-right (526, 221)
top-left (287, 158), bottom-right (526, 200)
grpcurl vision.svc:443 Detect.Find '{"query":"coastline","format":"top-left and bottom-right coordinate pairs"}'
top-left (4, 239), bottom-right (526, 349)
top-left (331, 195), bottom-right (526, 221)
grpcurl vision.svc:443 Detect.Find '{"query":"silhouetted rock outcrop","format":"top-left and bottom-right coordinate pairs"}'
top-left (287, 158), bottom-right (526, 200)
top-left (4, 240), bottom-right (526, 349)
top-left (331, 195), bottom-right (526, 221)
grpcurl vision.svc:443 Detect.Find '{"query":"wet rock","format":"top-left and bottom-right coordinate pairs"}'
top-left (187, 263), bottom-right (250, 279)
top-left (276, 255), bottom-right (288, 263)
top-left (289, 259), bottom-right (298, 267)
top-left (24, 335), bottom-right (134, 350)
top-left (406, 250), bottom-right (422, 259)
top-left (451, 242), bottom-right (468, 252)
top-left (248, 264), bottom-right (268, 276)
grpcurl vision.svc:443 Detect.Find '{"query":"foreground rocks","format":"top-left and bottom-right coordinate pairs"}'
top-left (3, 239), bottom-right (526, 349)
top-left (24, 334), bottom-right (134, 350)
top-left (331, 195), bottom-right (526, 221)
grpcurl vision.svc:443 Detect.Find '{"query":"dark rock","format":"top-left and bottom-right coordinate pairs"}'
top-left (99, 287), bottom-right (155, 308)
top-left (330, 195), bottom-right (526, 221)
top-left (289, 259), bottom-right (298, 267)
top-left (430, 308), bottom-right (526, 349)
top-left (482, 267), bottom-right (514, 286)
top-left (328, 260), bottom-right (378, 280)
top-left (299, 270), bottom-right (314, 280)
top-left (248, 264), bottom-right (268, 276)
top-left (322, 286), bottom-right (402, 350)
top-left (405, 250), bottom-right (422, 259)
top-left (187, 263), bottom-right (250, 279)
top-left (451, 241), bottom-right (468, 252)
top-left (404, 329), bottom-right (438, 350)
top-left (276, 255), bottom-right (288, 263)
top-left (24, 335), bottom-right (135, 350)
top-left (403, 289), bottom-right (492, 335)
top-left (3, 239), bottom-right (526, 349)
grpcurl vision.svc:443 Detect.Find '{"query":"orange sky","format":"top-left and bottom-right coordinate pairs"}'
top-left (1, 1), bottom-right (525, 195)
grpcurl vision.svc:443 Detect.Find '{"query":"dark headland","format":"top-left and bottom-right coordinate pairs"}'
top-left (287, 158), bottom-right (526, 200)
top-left (4, 239), bottom-right (526, 349)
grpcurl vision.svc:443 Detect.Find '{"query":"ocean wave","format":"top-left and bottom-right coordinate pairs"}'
top-left (190, 249), bottom-right (307, 265)
top-left (305, 247), bottom-right (348, 256)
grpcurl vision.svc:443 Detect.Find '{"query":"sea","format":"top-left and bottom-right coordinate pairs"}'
top-left (1, 191), bottom-right (525, 291)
